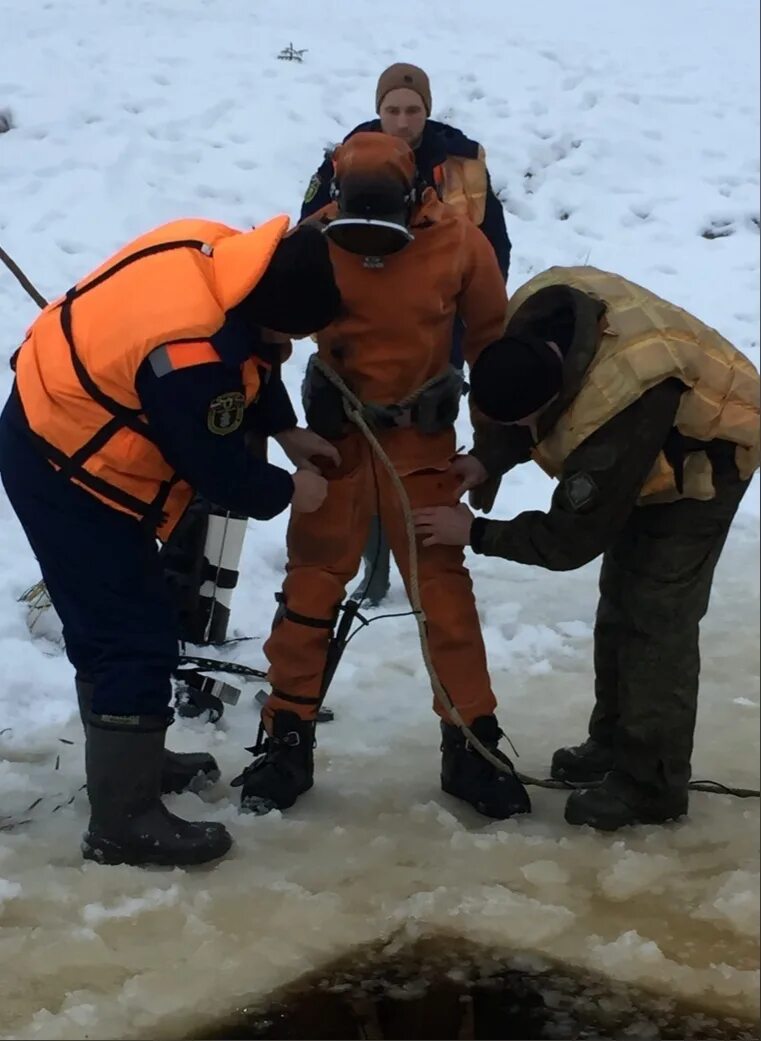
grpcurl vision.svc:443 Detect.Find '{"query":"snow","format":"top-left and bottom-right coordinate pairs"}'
top-left (0, 0), bottom-right (759, 1037)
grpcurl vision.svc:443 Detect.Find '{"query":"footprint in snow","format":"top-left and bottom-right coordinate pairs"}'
top-left (701, 219), bottom-right (735, 239)
top-left (196, 185), bottom-right (243, 205)
top-left (538, 50), bottom-right (563, 66)
top-left (31, 211), bottom-right (64, 233)
top-left (562, 74), bottom-right (584, 91)
top-left (56, 239), bottom-right (86, 256)
top-left (580, 91), bottom-right (600, 110)
top-left (573, 225), bottom-right (606, 242)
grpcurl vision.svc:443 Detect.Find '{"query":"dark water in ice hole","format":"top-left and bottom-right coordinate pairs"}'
top-left (193, 938), bottom-right (760, 1041)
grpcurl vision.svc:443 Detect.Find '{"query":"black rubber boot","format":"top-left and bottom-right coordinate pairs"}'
top-left (232, 710), bottom-right (315, 815)
top-left (441, 715), bottom-right (531, 819)
top-left (350, 515), bottom-right (391, 607)
top-left (550, 738), bottom-right (615, 785)
top-left (76, 677), bottom-right (220, 794)
top-left (564, 770), bottom-right (688, 831)
top-left (82, 714), bottom-right (232, 867)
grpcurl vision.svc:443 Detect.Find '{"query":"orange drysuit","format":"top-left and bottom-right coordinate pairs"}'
top-left (263, 141), bottom-right (507, 727)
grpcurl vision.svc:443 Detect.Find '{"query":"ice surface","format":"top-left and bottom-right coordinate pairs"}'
top-left (0, 0), bottom-right (758, 1037)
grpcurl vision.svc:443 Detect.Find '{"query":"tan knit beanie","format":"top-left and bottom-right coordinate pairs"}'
top-left (375, 63), bottom-right (432, 116)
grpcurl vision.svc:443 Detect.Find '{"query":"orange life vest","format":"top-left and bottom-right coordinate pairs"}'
top-left (14, 215), bottom-right (289, 540)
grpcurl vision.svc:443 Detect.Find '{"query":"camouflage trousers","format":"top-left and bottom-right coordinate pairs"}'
top-left (589, 466), bottom-right (750, 791)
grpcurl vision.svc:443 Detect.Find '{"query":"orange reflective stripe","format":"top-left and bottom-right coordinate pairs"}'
top-left (165, 340), bottom-right (221, 371)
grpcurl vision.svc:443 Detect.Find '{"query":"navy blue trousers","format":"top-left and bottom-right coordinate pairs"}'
top-left (0, 389), bottom-right (179, 717)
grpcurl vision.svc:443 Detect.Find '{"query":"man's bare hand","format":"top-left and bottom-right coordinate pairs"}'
top-left (413, 504), bottom-right (474, 547)
top-left (448, 454), bottom-right (489, 497)
top-left (291, 470), bottom-right (328, 513)
top-left (275, 427), bottom-right (340, 473)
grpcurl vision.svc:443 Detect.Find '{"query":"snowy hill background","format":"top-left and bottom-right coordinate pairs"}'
top-left (0, 1), bottom-right (759, 1038)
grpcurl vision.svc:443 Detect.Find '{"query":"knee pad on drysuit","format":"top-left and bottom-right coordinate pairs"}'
top-left (271, 592), bottom-right (364, 702)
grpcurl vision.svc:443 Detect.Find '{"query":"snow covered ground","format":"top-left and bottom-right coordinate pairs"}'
top-left (0, 0), bottom-right (758, 1037)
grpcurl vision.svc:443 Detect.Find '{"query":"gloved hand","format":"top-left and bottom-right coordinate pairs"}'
top-left (469, 474), bottom-right (502, 514)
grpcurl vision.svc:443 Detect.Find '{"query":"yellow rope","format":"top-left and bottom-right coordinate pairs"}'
top-left (311, 357), bottom-right (539, 783)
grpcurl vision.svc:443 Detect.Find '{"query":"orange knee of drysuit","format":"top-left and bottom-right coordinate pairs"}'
top-left (264, 433), bottom-right (496, 727)
top-left (264, 434), bottom-right (374, 721)
top-left (377, 464), bottom-right (496, 725)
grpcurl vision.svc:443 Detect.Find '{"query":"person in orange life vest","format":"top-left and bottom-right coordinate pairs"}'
top-left (301, 62), bottom-right (512, 607)
top-left (232, 133), bottom-right (531, 822)
top-left (0, 216), bottom-right (342, 868)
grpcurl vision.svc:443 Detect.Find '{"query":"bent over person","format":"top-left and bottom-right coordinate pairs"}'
top-left (414, 266), bottom-right (760, 830)
top-left (0, 217), bottom-right (341, 867)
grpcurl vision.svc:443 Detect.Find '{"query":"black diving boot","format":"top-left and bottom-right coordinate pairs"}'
top-left (232, 710), bottom-right (315, 815)
top-left (76, 676), bottom-right (220, 794)
top-left (82, 713), bottom-right (232, 867)
top-left (564, 770), bottom-right (688, 831)
top-left (441, 715), bottom-right (531, 819)
top-left (550, 737), bottom-right (615, 785)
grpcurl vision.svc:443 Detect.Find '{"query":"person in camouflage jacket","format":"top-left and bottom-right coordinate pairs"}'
top-left (414, 266), bottom-right (760, 831)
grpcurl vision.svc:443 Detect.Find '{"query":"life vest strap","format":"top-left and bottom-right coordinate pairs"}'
top-left (37, 238), bottom-right (214, 531)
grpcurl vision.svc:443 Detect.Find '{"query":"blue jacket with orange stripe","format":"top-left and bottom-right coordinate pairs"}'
top-left (134, 306), bottom-right (298, 522)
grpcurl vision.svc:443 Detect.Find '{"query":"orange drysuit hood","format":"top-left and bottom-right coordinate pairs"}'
top-left (325, 132), bottom-right (418, 256)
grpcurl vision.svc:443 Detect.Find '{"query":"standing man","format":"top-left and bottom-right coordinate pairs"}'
top-left (302, 62), bottom-right (511, 278)
top-left (0, 216), bottom-right (342, 867)
top-left (233, 133), bottom-right (530, 822)
top-left (301, 62), bottom-right (512, 606)
top-left (414, 266), bottom-right (760, 831)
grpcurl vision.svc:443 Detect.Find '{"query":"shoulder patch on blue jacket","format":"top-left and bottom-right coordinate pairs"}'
top-left (207, 392), bottom-right (245, 435)
top-left (303, 173), bottom-right (321, 204)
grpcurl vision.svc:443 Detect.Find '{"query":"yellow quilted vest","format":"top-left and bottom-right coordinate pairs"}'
top-left (435, 147), bottom-right (488, 226)
top-left (507, 267), bottom-right (760, 504)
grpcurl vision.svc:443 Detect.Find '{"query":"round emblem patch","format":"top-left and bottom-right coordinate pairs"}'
top-left (207, 392), bottom-right (245, 435)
